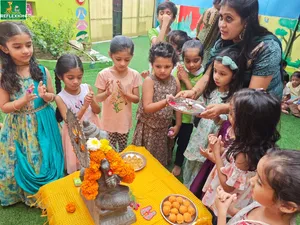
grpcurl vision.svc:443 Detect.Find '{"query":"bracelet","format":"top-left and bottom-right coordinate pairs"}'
top-left (45, 93), bottom-right (55, 102)
top-left (13, 101), bottom-right (20, 111)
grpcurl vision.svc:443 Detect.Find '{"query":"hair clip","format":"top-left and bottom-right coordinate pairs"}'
top-left (216, 56), bottom-right (238, 70)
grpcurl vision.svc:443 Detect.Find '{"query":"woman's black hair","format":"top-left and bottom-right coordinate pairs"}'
top-left (149, 42), bottom-right (178, 66)
top-left (166, 30), bottom-right (191, 53)
top-left (227, 89), bottom-right (281, 171)
top-left (181, 40), bottom-right (204, 59)
top-left (0, 21), bottom-right (43, 94)
top-left (264, 149), bottom-right (300, 207)
top-left (219, 0), bottom-right (273, 83)
top-left (157, 1), bottom-right (178, 19)
top-left (203, 47), bottom-right (242, 101)
top-left (110, 35), bottom-right (134, 55)
top-left (291, 71), bottom-right (300, 79)
top-left (55, 54), bottom-right (83, 122)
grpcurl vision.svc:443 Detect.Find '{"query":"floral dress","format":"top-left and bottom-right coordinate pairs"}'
top-left (132, 75), bottom-right (177, 166)
top-left (227, 201), bottom-right (297, 225)
top-left (0, 66), bottom-right (64, 206)
top-left (183, 89), bottom-right (228, 187)
top-left (202, 152), bottom-right (256, 216)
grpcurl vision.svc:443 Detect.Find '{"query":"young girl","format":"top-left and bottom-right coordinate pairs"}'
top-left (55, 54), bottom-right (101, 174)
top-left (132, 42), bottom-right (181, 166)
top-left (171, 40), bottom-right (205, 176)
top-left (0, 22), bottom-right (64, 206)
top-left (216, 149), bottom-right (300, 225)
top-left (202, 89), bottom-right (281, 221)
top-left (95, 36), bottom-right (142, 152)
top-left (140, 30), bottom-right (191, 79)
top-left (183, 48), bottom-right (242, 187)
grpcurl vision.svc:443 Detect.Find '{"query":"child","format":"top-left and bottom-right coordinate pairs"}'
top-left (183, 48), bottom-right (242, 188)
top-left (55, 54), bottom-right (101, 174)
top-left (281, 73), bottom-right (291, 114)
top-left (140, 29), bottom-right (190, 79)
top-left (171, 40), bottom-right (205, 176)
top-left (148, 1), bottom-right (178, 45)
top-left (167, 30), bottom-right (191, 58)
top-left (95, 36), bottom-right (142, 152)
top-left (202, 89), bottom-right (281, 222)
top-left (286, 72), bottom-right (300, 117)
top-left (132, 42), bottom-right (181, 166)
top-left (0, 22), bottom-right (64, 206)
top-left (215, 149), bottom-right (300, 225)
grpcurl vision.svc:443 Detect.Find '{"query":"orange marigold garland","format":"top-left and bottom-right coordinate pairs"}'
top-left (81, 139), bottom-right (135, 200)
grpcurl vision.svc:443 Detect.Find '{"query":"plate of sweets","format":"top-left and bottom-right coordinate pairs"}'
top-left (168, 97), bottom-right (206, 115)
top-left (121, 152), bottom-right (146, 171)
top-left (160, 194), bottom-right (198, 225)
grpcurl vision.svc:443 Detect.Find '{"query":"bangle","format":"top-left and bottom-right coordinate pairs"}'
top-left (13, 101), bottom-right (20, 111)
top-left (45, 93), bottom-right (55, 102)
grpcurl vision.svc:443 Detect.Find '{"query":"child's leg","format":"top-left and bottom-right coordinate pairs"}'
top-left (174, 123), bottom-right (193, 167)
top-left (183, 160), bottom-right (203, 188)
top-left (117, 132), bottom-right (129, 152)
top-left (172, 123), bottom-right (193, 176)
top-left (289, 104), bottom-right (300, 117)
top-left (108, 132), bottom-right (118, 150)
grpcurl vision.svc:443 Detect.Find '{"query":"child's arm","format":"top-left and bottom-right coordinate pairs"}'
top-left (96, 80), bottom-right (112, 102)
top-left (151, 14), bottom-right (172, 45)
top-left (0, 84), bottom-right (37, 113)
top-left (37, 68), bottom-right (56, 102)
top-left (88, 85), bottom-right (101, 114)
top-left (116, 80), bottom-right (139, 104)
top-left (213, 136), bottom-right (235, 193)
top-left (168, 79), bottom-right (182, 138)
top-left (142, 77), bottom-right (167, 113)
top-left (177, 65), bottom-right (193, 90)
top-left (215, 186), bottom-right (238, 225)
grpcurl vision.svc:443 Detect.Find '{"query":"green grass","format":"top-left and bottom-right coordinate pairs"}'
top-left (0, 36), bottom-right (300, 224)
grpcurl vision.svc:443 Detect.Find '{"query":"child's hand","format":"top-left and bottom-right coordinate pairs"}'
top-left (37, 81), bottom-right (47, 98)
top-left (200, 147), bottom-right (215, 162)
top-left (168, 125), bottom-right (180, 139)
top-left (105, 80), bottom-right (112, 96)
top-left (162, 14), bottom-right (172, 26)
top-left (177, 65), bottom-right (189, 82)
top-left (83, 91), bottom-right (93, 107)
top-left (212, 135), bottom-right (224, 157)
top-left (166, 94), bottom-right (175, 103)
top-left (215, 186), bottom-right (237, 214)
top-left (23, 84), bottom-right (37, 103)
top-left (116, 80), bottom-right (127, 96)
top-left (140, 70), bottom-right (150, 79)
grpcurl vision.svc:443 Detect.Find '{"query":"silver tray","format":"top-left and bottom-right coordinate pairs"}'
top-left (120, 151), bottom-right (147, 172)
top-left (168, 97), bottom-right (206, 115)
top-left (160, 194), bottom-right (198, 225)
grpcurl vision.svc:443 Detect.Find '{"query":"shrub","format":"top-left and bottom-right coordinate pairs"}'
top-left (25, 17), bottom-right (76, 58)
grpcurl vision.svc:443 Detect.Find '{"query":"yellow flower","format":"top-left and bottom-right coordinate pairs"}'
top-left (87, 138), bottom-right (101, 151)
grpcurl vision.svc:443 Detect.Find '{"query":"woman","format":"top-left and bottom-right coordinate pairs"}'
top-left (196, 0), bottom-right (221, 66)
top-left (179, 0), bottom-right (283, 119)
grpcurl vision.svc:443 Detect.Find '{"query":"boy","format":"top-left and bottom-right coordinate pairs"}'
top-left (148, 1), bottom-right (177, 45)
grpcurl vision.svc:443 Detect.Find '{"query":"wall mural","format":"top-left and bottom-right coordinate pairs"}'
top-left (157, 0), bottom-right (300, 68)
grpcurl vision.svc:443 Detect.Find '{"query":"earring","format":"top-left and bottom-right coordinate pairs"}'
top-left (239, 28), bottom-right (245, 40)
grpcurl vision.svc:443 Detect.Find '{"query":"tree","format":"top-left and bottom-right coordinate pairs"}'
top-left (275, 18), bottom-right (300, 58)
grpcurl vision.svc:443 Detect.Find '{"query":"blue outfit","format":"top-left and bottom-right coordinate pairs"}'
top-left (0, 65), bottom-right (64, 206)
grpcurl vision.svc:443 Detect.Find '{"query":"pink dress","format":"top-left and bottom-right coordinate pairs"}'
top-left (94, 67), bottom-right (142, 134)
top-left (58, 84), bottom-right (101, 174)
top-left (202, 151), bottom-right (256, 216)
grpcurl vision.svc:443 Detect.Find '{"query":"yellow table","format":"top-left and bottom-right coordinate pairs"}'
top-left (35, 145), bottom-right (212, 225)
